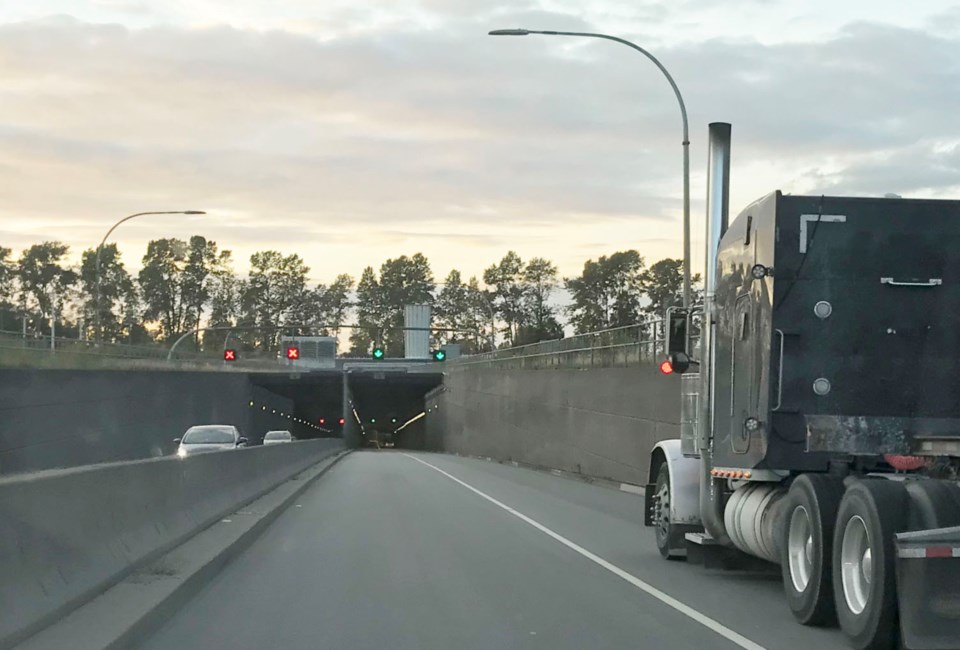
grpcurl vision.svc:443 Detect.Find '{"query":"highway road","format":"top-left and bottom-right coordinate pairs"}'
top-left (144, 451), bottom-right (850, 650)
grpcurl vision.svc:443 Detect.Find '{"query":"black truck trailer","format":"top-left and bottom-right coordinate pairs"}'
top-left (646, 123), bottom-right (960, 650)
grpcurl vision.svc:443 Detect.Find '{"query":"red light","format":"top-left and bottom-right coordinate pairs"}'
top-left (286, 346), bottom-right (300, 360)
top-left (223, 349), bottom-right (236, 361)
top-left (319, 418), bottom-right (325, 425)
top-left (659, 359), bottom-right (674, 374)
top-left (338, 418), bottom-right (345, 425)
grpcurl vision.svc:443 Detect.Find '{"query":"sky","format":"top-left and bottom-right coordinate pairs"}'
top-left (1, 0), bottom-right (959, 286)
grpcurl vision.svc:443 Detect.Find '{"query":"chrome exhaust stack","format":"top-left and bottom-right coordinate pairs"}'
top-left (699, 122), bottom-right (731, 544)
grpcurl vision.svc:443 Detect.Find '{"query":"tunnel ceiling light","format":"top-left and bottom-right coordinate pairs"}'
top-left (261, 406), bottom-right (267, 411)
top-left (395, 411), bottom-right (426, 433)
top-left (248, 400), bottom-right (254, 407)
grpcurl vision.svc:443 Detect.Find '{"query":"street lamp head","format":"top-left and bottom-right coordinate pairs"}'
top-left (183, 210), bottom-right (206, 215)
top-left (488, 28), bottom-right (531, 36)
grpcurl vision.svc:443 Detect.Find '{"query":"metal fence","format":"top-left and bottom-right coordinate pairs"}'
top-left (0, 330), bottom-right (282, 372)
top-left (452, 315), bottom-right (701, 370)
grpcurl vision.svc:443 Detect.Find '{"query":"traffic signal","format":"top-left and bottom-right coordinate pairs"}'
top-left (286, 346), bottom-right (300, 360)
top-left (371, 347), bottom-right (385, 360)
top-left (319, 418), bottom-right (326, 425)
top-left (223, 349), bottom-right (237, 362)
top-left (432, 349), bottom-right (446, 362)
top-left (338, 417), bottom-right (345, 426)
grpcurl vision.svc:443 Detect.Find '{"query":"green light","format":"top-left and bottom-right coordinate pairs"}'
top-left (432, 349), bottom-right (446, 362)
top-left (391, 418), bottom-right (397, 423)
top-left (371, 418), bottom-right (377, 424)
top-left (372, 347), bottom-right (385, 360)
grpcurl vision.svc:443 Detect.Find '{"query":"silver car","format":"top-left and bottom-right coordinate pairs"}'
top-left (175, 425), bottom-right (247, 457)
top-left (263, 430), bottom-right (294, 445)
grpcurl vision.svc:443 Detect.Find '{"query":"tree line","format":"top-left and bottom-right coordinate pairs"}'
top-left (0, 238), bottom-right (699, 356)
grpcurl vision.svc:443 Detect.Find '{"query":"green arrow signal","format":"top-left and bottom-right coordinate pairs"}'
top-left (372, 347), bottom-right (385, 360)
top-left (432, 350), bottom-right (446, 362)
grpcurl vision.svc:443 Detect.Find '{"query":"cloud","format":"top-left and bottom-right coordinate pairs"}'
top-left (0, 11), bottom-right (958, 281)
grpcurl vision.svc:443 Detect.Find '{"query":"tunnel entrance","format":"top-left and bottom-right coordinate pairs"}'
top-left (249, 371), bottom-right (345, 441)
top-left (345, 370), bottom-right (443, 450)
top-left (248, 369), bottom-right (442, 450)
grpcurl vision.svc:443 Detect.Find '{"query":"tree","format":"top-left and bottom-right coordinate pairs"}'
top-left (519, 257), bottom-right (560, 344)
top-left (80, 244), bottom-right (135, 342)
top-left (138, 238), bottom-right (190, 341)
top-left (377, 254), bottom-right (434, 356)
top-left (347, 255), bottom-right (434, 357)
top-left (483, 251), bottom-right (527, 344)
top-left (315, 273), bottom-right (354, 331)
top-left (0, 247), bottom-right (15, 331)
top-left (639, 258), bottom-right (702, 317)
top-left (565, 250), bottom-right (645, 334)
top-left (17, 242), bottom-right (78, 334)
top-left (203, 253), bottom-right (240, 349)
top-left (436, 270), bottom-right (470, 346)
top-left (181, 236), bottom-right (231, 345)
top-left (0, 246), bottom-right (13, 304)
top-left (240, 251), bottom-right (310, 348)
top-left (348, 266), bottom-right (382, 357)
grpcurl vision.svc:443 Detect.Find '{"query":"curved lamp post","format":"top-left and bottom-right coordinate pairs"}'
top-left (489, 28), bottom-right (691, 308)
top-left (95, 210), bottom-right (206, 345)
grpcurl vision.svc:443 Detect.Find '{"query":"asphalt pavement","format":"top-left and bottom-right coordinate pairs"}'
top-left (143, 451), bottom-right (850, 650)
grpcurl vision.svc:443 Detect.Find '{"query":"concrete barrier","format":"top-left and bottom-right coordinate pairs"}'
top-left (0, 438), bottom-right (343, 648)
top-left (427, 365), bottom-right (680, 485)
top-left (0, 369), bottom-right (298, 475)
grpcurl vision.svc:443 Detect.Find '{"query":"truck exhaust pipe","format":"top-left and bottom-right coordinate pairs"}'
top-left (699, 122), bottom-right (732, 545)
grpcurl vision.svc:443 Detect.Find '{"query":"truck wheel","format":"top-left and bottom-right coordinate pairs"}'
top-left (653, 464), bottom-right (686, 560)
top-left (832, 479), bottom-right (908, 650)
top-left (781, 474), bottom-right (843, 626)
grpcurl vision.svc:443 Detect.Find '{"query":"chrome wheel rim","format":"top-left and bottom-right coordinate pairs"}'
top-left (840, 515), bottom-right (872, 615)
top-left (655, 480), bottom-right (671, 543)
top-left (788, 505), bottom-right (814, 593)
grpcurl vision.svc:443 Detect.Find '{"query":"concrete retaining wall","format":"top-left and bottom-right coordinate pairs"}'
top-left (0, 369), bottom-right (295, 475)
top-left (427, 364), bottom-right (680, 485)
top-left (0, 439), bottom-right (344, 648)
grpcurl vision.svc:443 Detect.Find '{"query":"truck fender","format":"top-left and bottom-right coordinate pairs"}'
top-left (647, 440), bottom-right (702, 527)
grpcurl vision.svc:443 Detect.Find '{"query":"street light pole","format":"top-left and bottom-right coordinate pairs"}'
top-left (489, 28), bottom-right (692, 308)
top-left (94, 210), bottom-right (206, 346)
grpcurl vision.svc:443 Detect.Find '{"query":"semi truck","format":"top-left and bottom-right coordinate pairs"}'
top-left (646, 122), bottom-right (960, 650)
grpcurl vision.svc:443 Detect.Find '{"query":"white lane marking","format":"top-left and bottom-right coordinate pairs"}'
top-left (402, 453), bottom-right (767, 650)
top-left (619, 483), bottom-right (644, 495)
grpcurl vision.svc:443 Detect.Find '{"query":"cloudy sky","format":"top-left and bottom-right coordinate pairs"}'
top-left (1, 0), bottom-right (959, 285)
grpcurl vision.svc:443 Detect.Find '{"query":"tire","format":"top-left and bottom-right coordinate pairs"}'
top-left (653, 463), bottom-right (687, 560)
top-left (832, 479), bottom-right (908, 650)
top-left (780, 474), bottom-right (844, 626)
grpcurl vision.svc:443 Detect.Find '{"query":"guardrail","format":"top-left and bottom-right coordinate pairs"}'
top-left (452, 316), bottom-right (701, 370)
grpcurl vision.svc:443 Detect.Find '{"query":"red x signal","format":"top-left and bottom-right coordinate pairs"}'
top-left (286, 346), bottom-right (300, 360)
top-left (223, 349), bottom-right (237, 361)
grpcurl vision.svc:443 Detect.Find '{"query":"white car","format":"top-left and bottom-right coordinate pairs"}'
top-left (263, 430), bottom-right (294, 445)
top-left (175, 425), bottom-right (247, 458)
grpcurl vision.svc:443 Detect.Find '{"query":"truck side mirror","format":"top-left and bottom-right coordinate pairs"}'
top-left (665, 308), bottom-right (690, 355)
